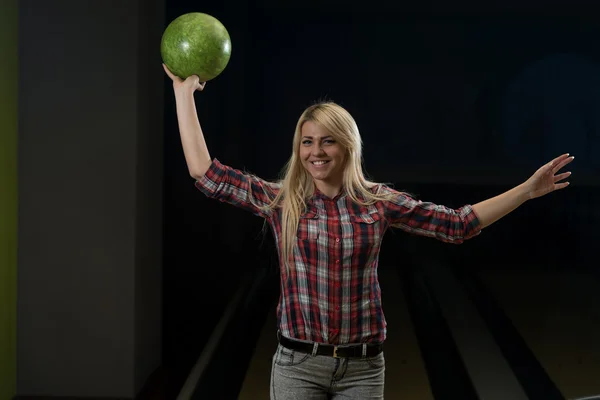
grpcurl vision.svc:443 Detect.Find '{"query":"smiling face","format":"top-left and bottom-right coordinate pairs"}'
top-left (299, 120), bottom-right (346, 190)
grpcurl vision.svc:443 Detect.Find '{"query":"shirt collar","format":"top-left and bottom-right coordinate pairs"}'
top-left (313, 184), bottom-right (345, 202)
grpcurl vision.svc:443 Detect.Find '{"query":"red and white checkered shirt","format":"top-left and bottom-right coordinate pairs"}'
top-left (195, 159), bottom-right (482, 345)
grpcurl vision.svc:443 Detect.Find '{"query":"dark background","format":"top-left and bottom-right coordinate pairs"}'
top-left (162, 0), bottom-right (599, 390)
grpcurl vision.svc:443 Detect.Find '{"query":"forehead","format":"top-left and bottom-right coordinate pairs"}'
top-left (301, 120), bottom-right (331, 138)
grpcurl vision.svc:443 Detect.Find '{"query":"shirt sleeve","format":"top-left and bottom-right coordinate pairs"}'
top-left (194, 158), bottom-right (280, 219)
top-left (381, 185), bottom-right (482, 244)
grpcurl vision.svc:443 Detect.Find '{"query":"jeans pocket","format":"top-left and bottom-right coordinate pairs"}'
top-left (365, 352), bottom-right (385, 369)
top-left (274, 344), bottom-right (311, 367)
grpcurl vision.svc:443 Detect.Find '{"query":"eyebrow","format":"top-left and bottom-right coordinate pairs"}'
top-left (302, 136), bottom-right (332, 139)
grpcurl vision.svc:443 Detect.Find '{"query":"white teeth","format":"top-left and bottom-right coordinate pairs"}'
top-left (312, 161), bottom-right (328, 165)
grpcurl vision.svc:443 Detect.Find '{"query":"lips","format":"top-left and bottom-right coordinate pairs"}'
top-left (311, 160), bottom-right (330, 165)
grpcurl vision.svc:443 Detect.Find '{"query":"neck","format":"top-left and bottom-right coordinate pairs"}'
top-left (315, 180), bottom-right (343, 199)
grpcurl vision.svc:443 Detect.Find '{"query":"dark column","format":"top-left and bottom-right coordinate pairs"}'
top-left (18, 0), bottom-right (164, 396)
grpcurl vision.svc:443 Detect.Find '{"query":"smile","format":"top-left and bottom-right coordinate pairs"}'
top-left (311, 161), bottom-right (330, 165)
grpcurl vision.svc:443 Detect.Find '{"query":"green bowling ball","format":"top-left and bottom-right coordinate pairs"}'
top-left (161, 12), bottom-right (232, 82)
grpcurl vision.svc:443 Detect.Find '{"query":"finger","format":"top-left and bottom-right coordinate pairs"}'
top-left (554, 171), bottom-right (571, 182)
top-left (185, 75), bottom-right (200, 87)
top-left (543, 154), bottom-right (565, 170)
top-left (555, 181), bottom-right (570, 190)
top-left (552, 155), bottom-right (575, 173)
top-left (162, 63), bottom-right (176, 80)
top-left (549, 153), bottom-right (571, 167)
top-left (551, 153), bottom-right (571, 165)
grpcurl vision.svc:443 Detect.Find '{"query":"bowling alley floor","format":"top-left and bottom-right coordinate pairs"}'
top-left (478, 267), bottom-right (600, 400)
top-left (234, 266), bottom-right (600, 400)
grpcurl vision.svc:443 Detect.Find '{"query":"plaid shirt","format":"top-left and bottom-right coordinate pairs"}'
top-left (195, 159), bottom-right (482, 345)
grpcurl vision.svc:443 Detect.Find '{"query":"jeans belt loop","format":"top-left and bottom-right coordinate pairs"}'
top-left (311, 342), bottom-right (319, 356)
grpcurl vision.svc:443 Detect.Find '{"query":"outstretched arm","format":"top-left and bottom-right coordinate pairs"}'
top-left (382, 190), bottom-right (482, 244)
top-left (382, 153), bottom-right (573, 243)
top-left (472, 153), bottom-right (573, 229)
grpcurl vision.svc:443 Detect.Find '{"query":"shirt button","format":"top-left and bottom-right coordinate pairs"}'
top-left (336, 238), bottom-right (340, 243)
top-left (336, 306), bottom-right (340, 311)
top-left (336, 259), bottom-right (340, 264)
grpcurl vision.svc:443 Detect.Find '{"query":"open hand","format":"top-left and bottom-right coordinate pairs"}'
top-left (524, 153), bottom-right (574, 200)
top-left (162, 63), bottom-right (206, 93)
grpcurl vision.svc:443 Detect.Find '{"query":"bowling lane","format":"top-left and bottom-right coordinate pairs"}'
top-left (238, 303), bottom-right (277, 400)
top-left (378, 269), bottom-right (434, 400)
top-left (237, 269), bottom-right (433, 399)
top-left (478, 268), bottom-right (600, 400)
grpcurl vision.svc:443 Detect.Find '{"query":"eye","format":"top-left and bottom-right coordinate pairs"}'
top-left (323, 139), bottom-right (335, 144)
top-left (302, 140), bottom-right (312, 145)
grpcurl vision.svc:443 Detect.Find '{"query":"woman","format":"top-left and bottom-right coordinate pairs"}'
top-left (163, 65), bottom-right (573, 399)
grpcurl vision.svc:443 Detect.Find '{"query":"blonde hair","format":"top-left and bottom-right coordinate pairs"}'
top-left (256, 101), bottom-right (398, 275)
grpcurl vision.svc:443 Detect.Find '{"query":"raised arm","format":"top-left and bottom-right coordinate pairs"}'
top-left (163, 63), bottom-right (212, 179)
top-left (163, 64), bottom-right (279, 218)
top-left (194, 159), bottom-right (280, 218)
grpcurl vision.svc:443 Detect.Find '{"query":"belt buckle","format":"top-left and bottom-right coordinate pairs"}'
top-left (333, 346), bottom-right (340, 358)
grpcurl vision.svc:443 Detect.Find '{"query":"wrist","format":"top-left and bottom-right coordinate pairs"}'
top-left (516, 182), bottom-right (532, 203)
top-left (174, 86), bottom-right (195, 100)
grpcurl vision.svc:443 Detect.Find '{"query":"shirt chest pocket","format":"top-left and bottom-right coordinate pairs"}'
top-left (343, 212), bottom-right (383, 248)
top-left (297, 209), bottom-right (320, 241)
top-left (350, 212), bottom-right (382, 225)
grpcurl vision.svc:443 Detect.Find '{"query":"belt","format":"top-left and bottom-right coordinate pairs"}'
top-left (278, 332), bottom-right (383, 359)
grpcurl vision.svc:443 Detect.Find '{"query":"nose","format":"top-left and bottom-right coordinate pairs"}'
top-left (311, 143), bottom-right (325, 156)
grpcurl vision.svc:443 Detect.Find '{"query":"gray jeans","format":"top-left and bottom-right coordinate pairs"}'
top-left (270, 343), bottom-right (385, 399)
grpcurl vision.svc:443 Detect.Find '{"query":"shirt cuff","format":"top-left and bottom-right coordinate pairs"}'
top-left (194, 158), bottom-right (226, 197)
top-left (462, 204), bottom-right (483, 238)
